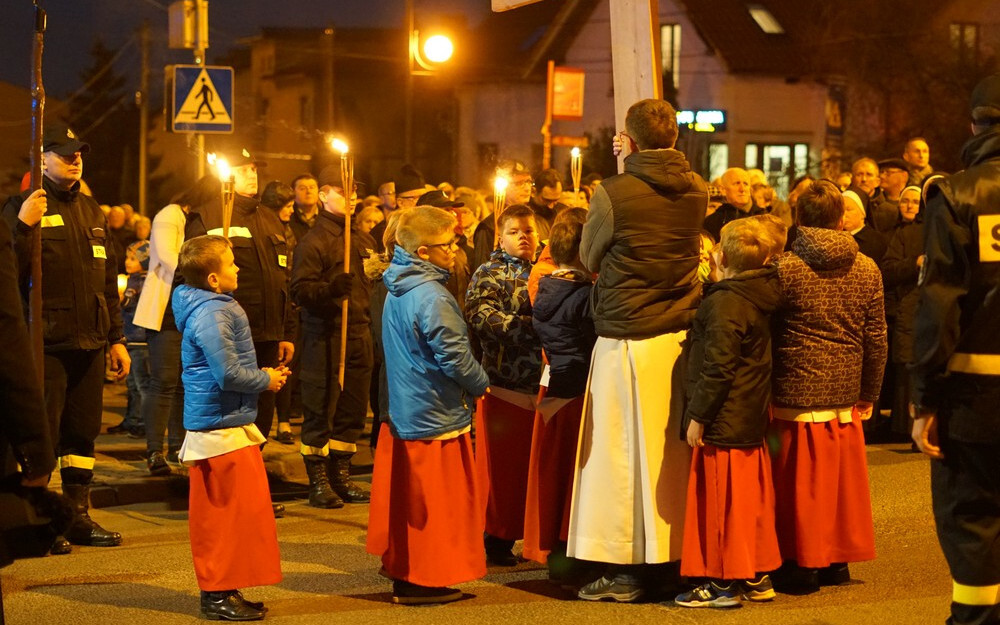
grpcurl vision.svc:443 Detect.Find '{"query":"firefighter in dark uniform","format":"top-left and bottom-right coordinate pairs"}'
top-left (290, 165), bottom-right (375, 509)
top-left (1, 124), bottom-right (130, 553)
top-left (206, 152), bottom-right (296, 451)
top-left (912, 73), bottom-right (1000, 625)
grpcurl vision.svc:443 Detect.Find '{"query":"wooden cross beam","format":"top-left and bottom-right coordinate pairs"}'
top-left (493, 0), bottom-right (661, 172)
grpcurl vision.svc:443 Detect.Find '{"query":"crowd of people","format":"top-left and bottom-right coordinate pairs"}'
top-left (1, 73), bottom-right (999, 625)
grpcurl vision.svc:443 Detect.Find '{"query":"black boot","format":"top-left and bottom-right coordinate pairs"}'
top-left (328, 453), bottom-right (370, 503)
top-left (199, 590), bottom-right (264, 621)
top-left (303, 456), bottom-right (343, 509)
top-left (49, 536), bottom-right (72, 555)
top-left (484, 533), bottom-right (518, 566)
top-left (62, 483), bottom-right (122, 547)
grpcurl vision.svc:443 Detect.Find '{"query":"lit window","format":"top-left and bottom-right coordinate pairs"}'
top-left (660, 24), bottom-right (682, 90)
top-left (950, 22), bottom-right (979, 68)
top-left (747, 4), bottom-right (784, 34)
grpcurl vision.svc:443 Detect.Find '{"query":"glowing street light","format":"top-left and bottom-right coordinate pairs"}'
top-left (422, 35), bottom-right (453, 64)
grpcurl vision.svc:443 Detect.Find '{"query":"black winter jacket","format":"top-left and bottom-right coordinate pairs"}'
top-left (1, 176), bottom-right (124, 351)
top-left (911, 126), bottom-right (1000, 443)
top-left (225, 194), bottom-right (296, 343)
top-left (880, 219), bottom-right (923, 361)
top-left (531, 271), bottom-right (596, 398)
top-left (684, 266), bottom-right (781, 448)
top-left (291, 210), bottom-right (376, 338)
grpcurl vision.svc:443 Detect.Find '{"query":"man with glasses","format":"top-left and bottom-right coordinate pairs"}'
top-left (529, 168), bottom-right (567, 243)
top-left (471, 160), bottom-right (533, 271)
top-left (371, 165), bottom-right (425, 254)
top-left (291, 165), bottom-right (376, 509)
top-left (873, 157), bottom-right (911, 232)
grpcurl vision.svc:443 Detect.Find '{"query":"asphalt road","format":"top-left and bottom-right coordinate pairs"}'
top-left (2, 436), bottom-right (952, 625)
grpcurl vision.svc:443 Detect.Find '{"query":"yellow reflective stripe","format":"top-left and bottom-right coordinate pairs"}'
top-left (947, 353), bottom-right (1000, 375)
top-left (58, 455), bottom-right (95, 470)
top-left (328, 439), bottom-right (357, 453)
top-left (41, 214), bottom-right (65, 228)
top-left (954, 581), bottom-right (1000, 606)
top-left (300, 443), bottom-right (328, 457)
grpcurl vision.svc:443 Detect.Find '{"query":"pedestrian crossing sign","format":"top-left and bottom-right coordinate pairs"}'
top-left (172, 65), bottom-right (234, 133)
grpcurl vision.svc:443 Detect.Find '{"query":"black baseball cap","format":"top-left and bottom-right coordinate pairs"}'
top-left (43, 123), bottom-right (90, 156)
top-left (416, 189), bottom-right (464, 209)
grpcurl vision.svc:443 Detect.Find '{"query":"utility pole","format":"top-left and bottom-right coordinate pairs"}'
top-left (323, 27), bottom-right (335, 134)
top-left (29, 0), bottom-right (46, 384)
top-left (404, 0), bottom-right (414, 163)
top-left (138, 20), bottom-right (150, 216)
top-left (194, 0), bottom-right (208, 178)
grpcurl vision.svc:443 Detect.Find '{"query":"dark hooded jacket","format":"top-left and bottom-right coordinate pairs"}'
top-left (531, 270), bottom-right (596, 398)
top-left (684, 266), bottom-right (781, 447)
top-left (773, 227), bottom-right (888, 408)
top-left (580, 149), bottom-right (707, 339)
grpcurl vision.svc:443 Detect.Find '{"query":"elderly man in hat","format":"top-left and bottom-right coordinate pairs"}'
top-left (911, 72), bottom-right (1000, 625)
top-left (871, 157), bottom-right (911, 233)
top-left (370, 165), bottom-right (425, 254)
top-left (290, 164), bottom-right (377, 508)
top-left (208, 152), bottom-right (296, 478)
top-left (1, 123), bottom-right (130, 553)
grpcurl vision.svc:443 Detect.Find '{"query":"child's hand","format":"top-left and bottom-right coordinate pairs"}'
top-left (263, 367), bottom-right (288, 392)
top-left (686, 420), bottom-right (704, 448)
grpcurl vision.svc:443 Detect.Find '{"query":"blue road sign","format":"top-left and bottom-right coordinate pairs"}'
top-left (172, 65), bottom-right (234, 133)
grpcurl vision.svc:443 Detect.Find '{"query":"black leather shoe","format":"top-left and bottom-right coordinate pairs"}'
top-left (200, 590), bottom-right (264, 621)
top-left (232, 590), bottom-right (267, 613)
top-left (818, 562), bottom-right (850, 586)
top-left (50, 535), bottom-right (72, 555)
top-left (772, 561), bottom-right (819, 595)
top-left (484, 534), bottom-right (518, 567)
top-left (272, 502), bottom-right (285, 518)
top-left (274, 430), bottom-right (294, 445)
top-left (303, 456), bottom-right (344, 509)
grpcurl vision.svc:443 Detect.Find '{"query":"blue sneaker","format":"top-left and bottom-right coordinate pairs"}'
top-left (673, 582), bottom-right (742, 608)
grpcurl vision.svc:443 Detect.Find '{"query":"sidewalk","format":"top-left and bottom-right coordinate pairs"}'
top-left (57, 381), bottom-right (374, 509)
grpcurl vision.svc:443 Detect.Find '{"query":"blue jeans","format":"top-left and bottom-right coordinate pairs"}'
top-left (142, 329), bottom-right (185, 454)
top-left (123, 344), bottom-right (151, 429)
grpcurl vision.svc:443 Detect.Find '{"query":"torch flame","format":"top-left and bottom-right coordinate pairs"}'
top-left (207, 152), bottom-right (217, 166)
top-left (571, 147), bottom-right (581, 157)
top-left (331, 138), bottom-right (349, 154)
top-left (216, 158), bottom-right (231, 181)
top-left (494, 176), bottom-right (508, 193)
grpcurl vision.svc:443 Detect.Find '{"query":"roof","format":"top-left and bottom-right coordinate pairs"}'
top-left (677, 0), bottom-right (820, 77)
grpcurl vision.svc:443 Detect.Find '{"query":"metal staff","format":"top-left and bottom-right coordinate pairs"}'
top-left (28, 0), bottom-right (47, 384)
top-left (331, 139), bottom-right (353, 390)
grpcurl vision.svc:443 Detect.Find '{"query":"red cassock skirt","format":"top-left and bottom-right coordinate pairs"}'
top-left (522, 395), bottom-right (585, 564)
top-left (366, 424), bottom-right (486, 587)
top-left (680, 444), bottom-right (782, 580)
top-left (188, 445), bottom-right (282, 591)
top-left (769, 416), bottom-right (877, 568)
top-left (475, 394), bottom-right (536, 541)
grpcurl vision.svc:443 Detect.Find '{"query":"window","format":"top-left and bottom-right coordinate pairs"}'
top-left (950, 22), bottom-right (979, 68)
top-left (747, 4), bottom-right (784, 34)
top-left (745, 142), bottom-right (810, 198)
top-left (660, 24), bottom-right (681, 91)
top-left (708, 143), bottom-right (729, 183)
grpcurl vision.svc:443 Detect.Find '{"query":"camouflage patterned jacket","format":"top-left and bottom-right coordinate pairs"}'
top-left (465, 248), bottom-right (543, 394)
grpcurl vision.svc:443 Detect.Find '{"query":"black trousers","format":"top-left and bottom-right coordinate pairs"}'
top-left (299, 331), bottom-right (373, 454)
top-left (252, 341), bottom-right (280, 439)
top-left (43, 348), bottom-right (105, 485)
top-left (932, 438), bottom-right (1000, 625)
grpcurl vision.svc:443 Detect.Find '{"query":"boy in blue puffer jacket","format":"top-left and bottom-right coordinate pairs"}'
top-left (172, 235), bottom-right (288, 621)
top-left (366, 206), bottom-right (490, 606)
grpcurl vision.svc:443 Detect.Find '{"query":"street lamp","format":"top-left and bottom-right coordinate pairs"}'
top-left (404, 0), bottom-right (454, 163)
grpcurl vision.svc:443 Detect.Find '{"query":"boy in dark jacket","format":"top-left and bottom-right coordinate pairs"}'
top-left (173, 235), bottom-right (287, 621)
top-left (367, 206), bottom-right (490, 605)
top-left (464, 204), bottom-right (543, 565)
top-left (110, 241), bottom-right (152, 440)
top-left (674, 218), bottom-right (785, 609)
top-left (524, 219), bottom-right (595, 571)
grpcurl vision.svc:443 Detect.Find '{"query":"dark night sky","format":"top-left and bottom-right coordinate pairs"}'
top-left (1, 0), bottom-right (488, 97)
